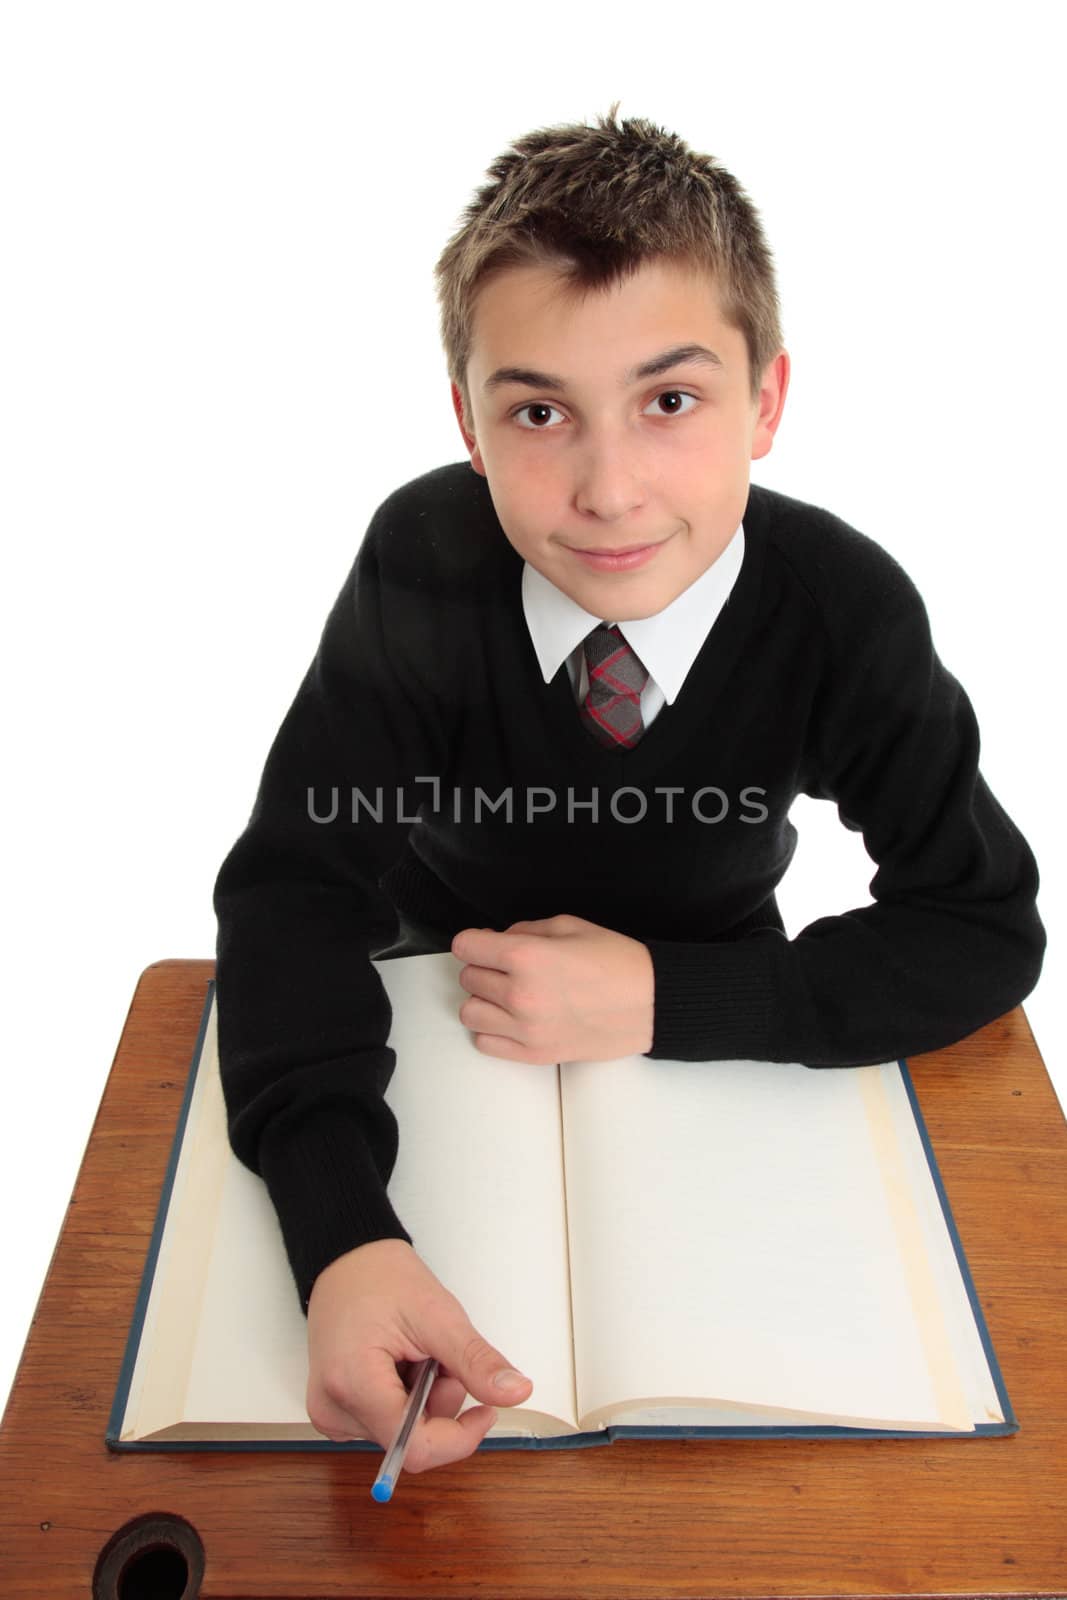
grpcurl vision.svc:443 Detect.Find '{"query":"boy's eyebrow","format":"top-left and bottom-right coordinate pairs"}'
top-left (482, 342), bottom-right (725, 395)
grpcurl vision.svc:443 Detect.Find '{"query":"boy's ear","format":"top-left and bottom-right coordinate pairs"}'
top-left (451, 382), bottom-right (487, 475)
top-left (750, 350), bottom-right (790, 463)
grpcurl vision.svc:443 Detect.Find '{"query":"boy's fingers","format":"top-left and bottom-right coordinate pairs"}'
top-left (312, 1350), bottom-right (501, 1472)
top-left (310, 1345), bottom-right (413, 1447)
top-left (432, 1313), bottom-right (533, 1410)
top-left (423, 1372), bottom-right (469, 1420)
top-left (401, 1404), bottom-right (499, 1474)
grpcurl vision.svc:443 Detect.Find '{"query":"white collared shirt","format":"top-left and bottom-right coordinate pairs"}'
top-left (520, 523), bottom-right (745, 726)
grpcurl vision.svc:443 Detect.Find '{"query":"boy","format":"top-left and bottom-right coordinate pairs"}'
top-left (212, 105), bottom-right (1045, 1475)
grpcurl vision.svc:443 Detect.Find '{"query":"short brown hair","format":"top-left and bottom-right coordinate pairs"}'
top-left (434, 102), bottom-right (783, 415)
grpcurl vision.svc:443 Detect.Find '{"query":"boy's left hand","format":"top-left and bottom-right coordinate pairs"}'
top-left (451, 914), bottom-right (654, 1065)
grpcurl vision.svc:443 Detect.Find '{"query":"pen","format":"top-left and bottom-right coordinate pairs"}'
top-left (371, 1357), bottom-right (439, 1502)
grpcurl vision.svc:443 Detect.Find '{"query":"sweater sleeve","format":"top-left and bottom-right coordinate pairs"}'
top-left (642, 566), bottom-right (1045, 1068)
top-left (213, 505), bottom-right (450, 1310)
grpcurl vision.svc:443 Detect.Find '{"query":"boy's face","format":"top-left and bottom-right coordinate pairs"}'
top-left (455, 257), bottom-right (788, 620)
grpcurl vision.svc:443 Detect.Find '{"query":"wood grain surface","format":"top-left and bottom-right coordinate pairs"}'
top-left (0, 960), bottom-right (1064, 1599)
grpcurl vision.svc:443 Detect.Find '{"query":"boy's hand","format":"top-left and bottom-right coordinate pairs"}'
top-left (451, 914), bottom-right (655, 1064)
top-left (306, 1238), bottom-right (533, 1473)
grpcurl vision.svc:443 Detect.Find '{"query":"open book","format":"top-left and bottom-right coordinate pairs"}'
top-left (107, 954), bottom-right (1015, 1451)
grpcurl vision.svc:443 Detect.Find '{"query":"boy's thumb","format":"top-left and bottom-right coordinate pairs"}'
top-left (445, 1323), bottom-right (532, 1406)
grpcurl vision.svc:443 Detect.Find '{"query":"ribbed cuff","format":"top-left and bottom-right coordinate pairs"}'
top-left (643, 934), bottom-right (782, 1062)
top-left (259, 1110), bottom-right (413, 1313)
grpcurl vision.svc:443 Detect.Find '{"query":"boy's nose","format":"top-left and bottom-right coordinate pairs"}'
top-left (572, 448), bottom-right (647, 523)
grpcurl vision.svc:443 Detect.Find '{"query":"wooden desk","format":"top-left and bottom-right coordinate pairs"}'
top-left (2, 960), bottom-right (1065, 1600)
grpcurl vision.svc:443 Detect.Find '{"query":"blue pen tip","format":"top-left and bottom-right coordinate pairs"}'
top-left (371, 1479), bottom-right (394, 1503)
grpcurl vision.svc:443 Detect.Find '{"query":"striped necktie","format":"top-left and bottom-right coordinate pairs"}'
top-left (579, 623), bottom-right (649, 749)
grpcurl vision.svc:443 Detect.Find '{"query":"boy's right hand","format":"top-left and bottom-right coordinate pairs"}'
top-left (305, 1238), bottom-right (533, 1473)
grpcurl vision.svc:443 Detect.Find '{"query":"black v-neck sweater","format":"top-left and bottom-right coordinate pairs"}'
top-left (213, 461), bottom-right (1045, 1310)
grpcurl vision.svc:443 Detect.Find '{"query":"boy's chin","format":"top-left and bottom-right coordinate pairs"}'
top-left (565, 579), bottom-right (677, 621)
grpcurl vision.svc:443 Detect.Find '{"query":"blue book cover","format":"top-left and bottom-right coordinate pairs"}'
top-left (107, 957), bottom-right (1016, 1454)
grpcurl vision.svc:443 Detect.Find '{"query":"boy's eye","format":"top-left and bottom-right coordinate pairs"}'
top-left (513, 402), bottom-right (565, 430)
top-left (646, 390), bottom-right (698, 417)
top-left (511, 390), bottom-right (699, 430)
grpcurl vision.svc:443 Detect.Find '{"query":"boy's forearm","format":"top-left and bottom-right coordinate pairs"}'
top-left (643, 852), bottom-right (1045, 1069)
top-left (214, 857), bottom-right (419, 1309)
top-left (643, 582), bottom-right (1046, 1071)
top-left (257, 1100), bottom-right (413, 1313)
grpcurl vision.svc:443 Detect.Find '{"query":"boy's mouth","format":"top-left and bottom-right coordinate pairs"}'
top-left (568, 538), bottom-right (669, 572)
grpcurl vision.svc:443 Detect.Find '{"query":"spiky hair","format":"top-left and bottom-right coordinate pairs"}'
top-left (434, 102), bottom-right (783, 413)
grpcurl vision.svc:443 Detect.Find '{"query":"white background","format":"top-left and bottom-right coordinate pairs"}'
top-left (2, 2), bottom-right (1062, 1419)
